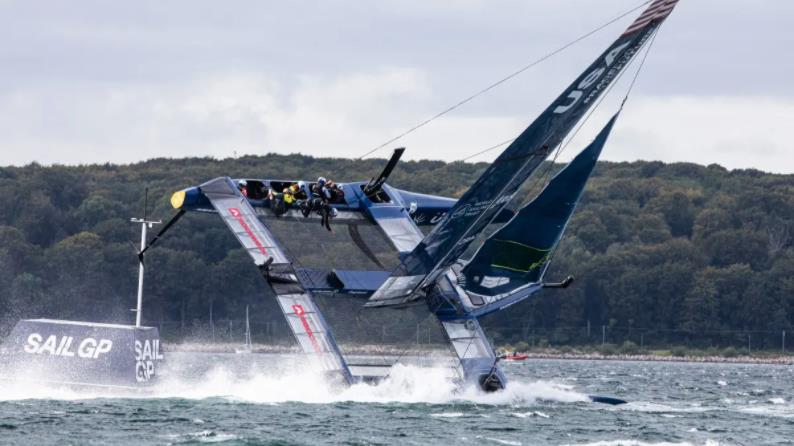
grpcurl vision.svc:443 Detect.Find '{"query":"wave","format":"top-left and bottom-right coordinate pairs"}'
top-left (559, 441), bottom-right (729, 446)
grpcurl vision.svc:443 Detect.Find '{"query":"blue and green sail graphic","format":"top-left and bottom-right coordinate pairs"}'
top-left (461, 112), bottom-right (620, 298)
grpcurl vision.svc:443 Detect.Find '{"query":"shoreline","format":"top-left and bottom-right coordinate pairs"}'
top-left (514, 351), bottom-right (794, 365)
top-left (164, 342), bottom-right (794, 365)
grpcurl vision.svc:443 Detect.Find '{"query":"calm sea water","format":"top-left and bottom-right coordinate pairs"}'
top-left (0, 353), bottom-right (792, 445)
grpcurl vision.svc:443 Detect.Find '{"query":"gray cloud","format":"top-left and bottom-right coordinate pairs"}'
top-left (0, 1), bottom-right (791, 171)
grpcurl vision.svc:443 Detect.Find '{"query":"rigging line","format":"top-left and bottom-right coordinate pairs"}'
top-left (622, 22), bottom-right (660, 108)
top-left (445, 30), bottom-right (660, 276)
top-left (269, 210), bottom-right (314, 274)
top-left (352, 294), bottom-right (406, 375)
top-left (460, 137), bottom-right (516, 162)
top-left (357, 0), bottom-right (653, 160)
top-left (369, 4), bottom-right (658, 282)
top-left (479, 25), bottom-right (658, 221)
top-left (509, 30), bottom-right (664, 299)
top-left (456, 9), bottom-right (660, 165)
top-left (552, 26), bottom-right (660, 166)
top-left (380, 312), bottom-right (435, 382)
top-left (379, 341), bottom-right (413, 382)
top-left (353, 304), bottom-right (395, 376)
top-left (523, 26), bottom-right (661, 199)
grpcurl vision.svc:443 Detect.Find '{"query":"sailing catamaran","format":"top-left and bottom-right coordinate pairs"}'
top-left (142, 0), bottom-right (681, 398)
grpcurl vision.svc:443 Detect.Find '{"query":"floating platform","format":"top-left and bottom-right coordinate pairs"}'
top-left (0, 319), bottom-right (163, 389)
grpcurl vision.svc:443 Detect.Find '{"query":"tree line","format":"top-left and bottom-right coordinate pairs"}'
top-left (0, 154), bottom-right (792, 348)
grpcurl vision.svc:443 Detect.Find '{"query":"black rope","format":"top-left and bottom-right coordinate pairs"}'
top-left (456, 13), bottom-right (662, 166)
top-left (358, 0), bottom-right (653, 160)
top-left (460, 137), bottom-right (516, 162)
top-left (465, 24), bottom-right (660, 203)
top-left (622, 23), bottom-right (660, 108)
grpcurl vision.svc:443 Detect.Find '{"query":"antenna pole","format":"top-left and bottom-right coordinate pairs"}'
top-left (131, 215), bottom-right (161, 327)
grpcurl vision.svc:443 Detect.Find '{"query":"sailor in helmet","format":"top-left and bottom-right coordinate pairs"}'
top-left (304, 176), bottom-right (335, 231)
top-left (314, 176), bottom-right (326, 192)
top-left (238, 179), bottom-right (248, 197)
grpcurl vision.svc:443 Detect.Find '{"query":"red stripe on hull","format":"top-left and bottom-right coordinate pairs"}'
top-left (292, 304), bottom-right (323, 355)
top-left (228, 207), bottom-right (269, 256)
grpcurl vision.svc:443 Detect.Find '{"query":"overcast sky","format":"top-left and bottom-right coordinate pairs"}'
top-left (0, 1), bottom-right (791, 172)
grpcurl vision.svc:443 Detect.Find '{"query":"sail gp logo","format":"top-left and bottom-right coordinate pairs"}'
top-left (553, 40), bottom-right (632, 114)
top-left (24, 333), bottom-right (112, 358)
top-left (134, 339), bottom-right (163, 382)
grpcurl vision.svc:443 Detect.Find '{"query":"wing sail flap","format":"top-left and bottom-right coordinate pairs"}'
top-left (366, 0), bottom-right (680, 308)
top-left (461, 112), bottom-right (619, 309)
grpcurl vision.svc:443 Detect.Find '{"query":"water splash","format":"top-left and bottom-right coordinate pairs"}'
top-left (153, 361), bottom-right (589, 405)
top-left (0, 356), bottom-right (589, 406)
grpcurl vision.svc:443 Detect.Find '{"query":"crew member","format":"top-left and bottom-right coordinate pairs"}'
top-left (270, 189), bottom-right (287, 216)
top-left (283, 187), bottom-right (296, 205)
top-left (312, 177), bottom-right (328, 201)
top-left (305, 177), bottom-right (334, 231)
top-left (238, 180), bottom-right (248, 197)
top-left (325, 180), bottom-right (342, 203)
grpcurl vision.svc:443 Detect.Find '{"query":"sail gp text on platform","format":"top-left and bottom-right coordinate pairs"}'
top-left (24, 333), bottom-right (113, 359)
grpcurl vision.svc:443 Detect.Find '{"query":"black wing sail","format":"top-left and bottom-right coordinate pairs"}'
top-left (366, 0), bottom-right (680, 307)
top-left (461, 112), bottom-right (619, 306)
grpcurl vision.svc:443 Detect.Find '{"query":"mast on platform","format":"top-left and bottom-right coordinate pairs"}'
top-left (131, 188), bottom-right (160, 328)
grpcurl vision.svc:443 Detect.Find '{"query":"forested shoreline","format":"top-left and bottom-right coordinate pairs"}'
top-left (0, 154), bottom-right (792, 350)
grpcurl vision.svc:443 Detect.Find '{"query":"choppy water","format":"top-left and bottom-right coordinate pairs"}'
top-left (1, 354), bottom-right (792, 445)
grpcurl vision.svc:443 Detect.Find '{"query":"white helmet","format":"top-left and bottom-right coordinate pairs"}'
top-left (238, 179), bottom-right (247, 186)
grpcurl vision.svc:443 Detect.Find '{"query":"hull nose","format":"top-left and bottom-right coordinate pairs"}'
top-left (170, 187), bottom-right (201, 209)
